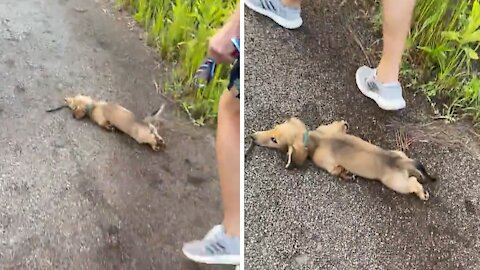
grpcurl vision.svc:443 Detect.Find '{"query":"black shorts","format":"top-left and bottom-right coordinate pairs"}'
top-left (227, 59), bottom-right (240, 99)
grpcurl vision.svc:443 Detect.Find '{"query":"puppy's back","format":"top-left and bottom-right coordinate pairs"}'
top-left (316, 133), bottom-right (397, 179)
top-left (102, 103), bottom-right (141, 134)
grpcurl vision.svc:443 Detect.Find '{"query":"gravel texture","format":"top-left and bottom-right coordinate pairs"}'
top-left (0, 0), bottom-right (231, 269)
top-left (244, 1), bottom-right (480, 269)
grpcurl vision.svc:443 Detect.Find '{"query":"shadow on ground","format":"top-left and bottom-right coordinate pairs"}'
top-left (244, 0), bottom-right (480, 269)
top-left (0, 0), bottom-right (231, 269)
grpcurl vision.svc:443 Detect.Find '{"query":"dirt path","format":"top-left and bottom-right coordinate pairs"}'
top-left (0, 0), bottom-right (230, 269)
top-left (244, 0), bottom-right (480, 269)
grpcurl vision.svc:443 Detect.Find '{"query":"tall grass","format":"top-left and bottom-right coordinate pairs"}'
top-left (118, 0), bottom-right (237, 125)
top-left (407, 0), bottom-right (480, 125)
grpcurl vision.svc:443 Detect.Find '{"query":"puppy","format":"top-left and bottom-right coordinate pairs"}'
top-left (252, 118), bottom-right (436, 201)
top-left (65, 94), bottom-right (166, 151)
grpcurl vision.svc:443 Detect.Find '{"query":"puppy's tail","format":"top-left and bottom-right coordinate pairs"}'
top-left (399, 158), bottom-right (437, 182)
top-left (144, 103), bottom-right (166, 124)
top-left (151, 103), bottom-right (166, 118)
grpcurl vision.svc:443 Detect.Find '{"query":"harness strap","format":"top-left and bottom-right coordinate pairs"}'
top-left (303, 130), bottom-right (309, 148)
top-left (85, 103), bottom-right (94, 115)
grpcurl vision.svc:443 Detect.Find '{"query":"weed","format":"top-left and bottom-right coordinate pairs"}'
top-left (118, 0), bottom-right (237, 125)
top-left (370, 0), bottom-right (480, 125)
top-left (409, 0), bottom-right (480, 124)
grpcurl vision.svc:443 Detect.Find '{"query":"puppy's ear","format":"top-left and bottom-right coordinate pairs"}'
top-left (291, 138), bottom-right (308, 166)
top-left (285, 137), bottom-right (308, 169)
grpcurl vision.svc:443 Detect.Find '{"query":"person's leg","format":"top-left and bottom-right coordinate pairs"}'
top-left (377, 0), bottom-right (416, 83)
top-left (182, 61), bottom-right (240, 265)
top-left (217, 90), bottom-right (241, 236)
top-left (356, 0), bottom-right (416, 111)
top-left (245, 0), bottom-right (303, 29)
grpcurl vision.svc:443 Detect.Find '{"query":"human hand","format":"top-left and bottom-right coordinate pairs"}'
top-left (208, 7), bottom-right (240, 63)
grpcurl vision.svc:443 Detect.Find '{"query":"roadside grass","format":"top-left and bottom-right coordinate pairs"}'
top-left (117, 0), bottom-right (237, 126)
top-left (371, 0), bottom-right (480, 127)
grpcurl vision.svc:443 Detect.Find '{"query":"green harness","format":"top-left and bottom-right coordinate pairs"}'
top-left (85, 103), bottom-right (94, 115)
top-left (303, 130), bottom-right (309, 148)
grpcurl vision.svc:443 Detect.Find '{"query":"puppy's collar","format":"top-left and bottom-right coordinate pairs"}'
top-left (303, 130), bottom-right (309, 148)
top-left (85, 103), bottom-right (94, 115)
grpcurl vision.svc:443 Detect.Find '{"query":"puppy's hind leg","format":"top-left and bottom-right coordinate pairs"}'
top-left (408, 176), bottom-right (429, 201)
top-left (381, 172), bottom-right (429, 201)
top-left (143, 103), bottom-right (166, 125)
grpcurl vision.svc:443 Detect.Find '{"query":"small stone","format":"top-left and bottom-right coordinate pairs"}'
top-left (187, 174), bottom-right (207, 185)
top-left (295, 254), bottom-right (309, 265)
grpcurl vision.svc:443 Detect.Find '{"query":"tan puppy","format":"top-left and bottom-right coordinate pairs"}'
top-left (65, 94), bottom-right (166, 151)
top-left (251, 118), bottom-right (436, 201)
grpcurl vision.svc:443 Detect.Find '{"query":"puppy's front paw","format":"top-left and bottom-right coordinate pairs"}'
top-left (105, 124), bottom-right (115, 132)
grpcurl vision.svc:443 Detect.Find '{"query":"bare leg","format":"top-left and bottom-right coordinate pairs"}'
top-left (376, 0), bottom-right (416, 83)
top-left (217, 90), bottom-right (240, 236)
top-left (182, 89), bottom-right (240, 265)
top-left (283, 0), bottom-right (301, 8)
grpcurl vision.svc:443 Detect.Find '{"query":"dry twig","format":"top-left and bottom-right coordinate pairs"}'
top-left (346, 25), bottom-right (372, 66)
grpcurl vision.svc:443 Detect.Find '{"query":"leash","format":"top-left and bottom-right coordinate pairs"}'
top-left (45, 103), bottom-right (94, 114)
top-left (245, 136), bottom-right (256, 159)
top-left (46, 105), bottom-right (69, 113)
top-left (193, 37), bottom-right (240, 88)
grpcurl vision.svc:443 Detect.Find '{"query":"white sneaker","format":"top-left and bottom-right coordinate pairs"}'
top-left (355, 66), bottom-right (406, 111)
top-left (182, 225), bottom-right (240, 265)
top-left (245, 0), bottom-right (303, 29)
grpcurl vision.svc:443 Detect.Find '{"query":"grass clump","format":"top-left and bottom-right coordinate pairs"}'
top-left (406, 0), bottom-right (480, 125)
top-left (118, 0), bottom-right (238, 125)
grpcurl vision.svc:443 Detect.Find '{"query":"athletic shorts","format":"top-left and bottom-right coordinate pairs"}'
top-left (227, 59), bottom-right (240, 99)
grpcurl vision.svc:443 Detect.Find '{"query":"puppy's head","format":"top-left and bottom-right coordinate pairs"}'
top-left (251, 117), bottom-right (309, 167)
top-left (65, 95), bottom-right (95, 119)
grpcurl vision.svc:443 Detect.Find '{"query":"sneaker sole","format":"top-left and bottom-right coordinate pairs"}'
top-left (182, 248), bottom-right (240, 265)
top-left (355, 68), bottom-right (406, 111)
top-left (244, 0), bottom-right (303, 29)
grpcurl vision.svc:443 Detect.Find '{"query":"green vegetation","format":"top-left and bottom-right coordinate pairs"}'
top-left (118, 0), bottom-right (237, 125)
top-left (407, 0), bottom-right (480, 125)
